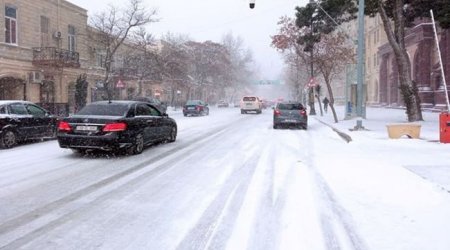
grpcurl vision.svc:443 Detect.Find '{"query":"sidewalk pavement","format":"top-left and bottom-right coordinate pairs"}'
top-left (315, 105), bottom-right (450, 193)
top-left (315, 105), bottom-right (441, 142)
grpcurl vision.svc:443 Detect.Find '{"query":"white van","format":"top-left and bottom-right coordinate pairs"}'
top-left (240, 96), bottom-right (262, 114)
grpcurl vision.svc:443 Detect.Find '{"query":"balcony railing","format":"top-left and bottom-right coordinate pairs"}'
top-left (32, 47), bottom-right (80, 68)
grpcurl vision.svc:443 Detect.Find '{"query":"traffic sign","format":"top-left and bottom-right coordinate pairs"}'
top-left (116, 79), bottom-right (125, 88)
top-left (307, 77), bottom-right (316, 87)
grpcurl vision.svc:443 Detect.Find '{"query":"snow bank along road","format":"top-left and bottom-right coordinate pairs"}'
top-left (0, 107), bottom-right (448, 250)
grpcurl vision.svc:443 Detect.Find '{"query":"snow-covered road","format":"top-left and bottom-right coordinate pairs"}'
top-left (1, 107), bottom-right (450, 250)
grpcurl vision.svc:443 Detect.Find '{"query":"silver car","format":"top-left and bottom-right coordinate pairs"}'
top-left (273, 102), bottom-right (308, 129)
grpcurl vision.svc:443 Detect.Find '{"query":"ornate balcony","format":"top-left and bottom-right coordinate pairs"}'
top-left (32, 47), bottom-right (80, 68)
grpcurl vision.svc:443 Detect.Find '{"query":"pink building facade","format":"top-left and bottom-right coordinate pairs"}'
top-left (378, 21), bottom-right (450, 110)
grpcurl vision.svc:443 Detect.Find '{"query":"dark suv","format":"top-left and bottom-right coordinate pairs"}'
top-left (273, 102), bottom-right (308, 129)
top-left (0, 100), bottom-right (58, 148)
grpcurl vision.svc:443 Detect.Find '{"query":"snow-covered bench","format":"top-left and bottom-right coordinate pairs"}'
top-left (386, 124), bottom-right (421, 139)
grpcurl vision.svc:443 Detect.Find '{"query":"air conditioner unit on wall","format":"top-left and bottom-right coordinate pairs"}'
top-left (29, 71), bottom-right (42, 83)
top-left (53, 31), bottom-right (62, 40)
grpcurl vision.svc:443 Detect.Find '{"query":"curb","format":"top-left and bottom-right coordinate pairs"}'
top-left (314, 118), bottom-right (353, 143)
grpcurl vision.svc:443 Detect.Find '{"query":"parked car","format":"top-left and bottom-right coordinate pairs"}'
top-left (240, 96), bottom-right (263, 114)
top-left (217, 100), bottom-right (229, 108)
top-left (183, 100), bottom-right (209, 116)
top-left (57, 100), bottom-right (177, 155)
top-left (0, 100), bottom-right (58, 148)
top-left (273, 101), bottom-right (308, 129)
top-left (133, 96), bottom-right (167, 113)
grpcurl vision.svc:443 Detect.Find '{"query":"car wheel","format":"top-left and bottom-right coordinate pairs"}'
top-left (206, 109), bottom-right (209, 115)
top-left (71, 148), bottom-right (86, 154)
top-left (241, 110), bottom-right (245, 114)
top-left (127, 133), bottom-right (144, 155)
top-left (273, 124), bottom-right (278, 129)
top-left (183, 113), bottom-right (187, 117)
top-left (168, 126), bottom-right (177, 143)
top-left (0, 130), bottom-right (17, 148)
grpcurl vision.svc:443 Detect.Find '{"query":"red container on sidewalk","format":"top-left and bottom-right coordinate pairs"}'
top-left (440, 112), bottom-right (450, 143)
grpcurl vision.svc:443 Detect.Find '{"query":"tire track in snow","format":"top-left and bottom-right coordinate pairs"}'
top-left (174, 151), bottom-right (263, 250)
top-left (245, 128), bottom-right (290, 250)
top-left (301, 129), bottom-right (368, 250)
top-left (0, 120), bottom-right (244, 250)
top-left (174, 115), bottom-right (269, 250)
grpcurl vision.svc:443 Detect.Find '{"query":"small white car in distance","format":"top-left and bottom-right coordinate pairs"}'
top-left (240, 96), bottom-right (263, 114)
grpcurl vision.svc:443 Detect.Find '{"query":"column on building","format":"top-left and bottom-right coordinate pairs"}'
top-left (379, 54), bottom-right (389, 105)
top-left (435, 29), bottom-right (450, 107)
top-left (389, 57), bottom-right (399, 105)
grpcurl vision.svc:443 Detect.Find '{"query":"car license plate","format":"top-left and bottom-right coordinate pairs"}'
top-left (285, 119), bottom-right (297, 122)
top-left (76, 125), bottom-right (97, 131)
top-left (188, 107), bottom-right (195, 110)
top-left (246, 103), bottom-right (252, 106)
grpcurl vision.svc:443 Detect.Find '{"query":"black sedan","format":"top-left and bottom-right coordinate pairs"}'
top-left (57, 101), bottom-right (177, 155)
top-left (0, 100), bottom-right (58, 148)
top-left (183, 100), bottom-right (209, 116)
top-left (133, 96), bottom-right (168, 113)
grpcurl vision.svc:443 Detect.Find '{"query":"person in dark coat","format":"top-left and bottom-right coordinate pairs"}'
top-left (322, 97), bottom-right (329, 113)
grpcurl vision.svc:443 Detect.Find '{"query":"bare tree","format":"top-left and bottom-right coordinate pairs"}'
top-left (314, 32), bottom-right (355, 122)
top-left (272, 16), bottom-right (316, 106)
top-left (90, 0), bottom-right (158, 101)
top-left (221, 32), bottom-right (255, 103)
top-left (186, 41), bottom-right (231, 102)
top-left (159, 34), bottom-right (192, 106)
top-left (127, 27), bottom-right (160, 97)
top-left (273, 16), bottom-right (355, 122)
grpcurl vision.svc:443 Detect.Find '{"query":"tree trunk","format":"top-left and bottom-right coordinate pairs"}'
top-left (378, 0), bottom-right (423, 122)
top-left (315, 94), bottom-right (323, 116)
top-left (308, 88), bottom-right (316, 115)
top-left (324, 77), bottom-right (338, 123)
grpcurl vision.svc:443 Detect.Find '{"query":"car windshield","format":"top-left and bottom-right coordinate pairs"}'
top-left (277, 103), bottom-right (304, 110)
top-left (243, 97), bottom-right (256, 101)
top-left (186, 100), bottom-right (200, 105)
top-left (76, 103), bottom-right (129, 116)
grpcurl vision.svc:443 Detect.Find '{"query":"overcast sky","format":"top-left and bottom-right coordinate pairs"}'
top-left (69, 0), bottom-right (309, 80)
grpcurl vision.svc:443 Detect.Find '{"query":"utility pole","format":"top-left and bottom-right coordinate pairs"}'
top-left (354, 0), bottom-right (366, 129)
top-left (308, 0), bottom-right (317, 115)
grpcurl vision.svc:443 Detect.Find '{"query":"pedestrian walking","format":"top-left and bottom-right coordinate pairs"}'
top-left (323, 97), bottom-right (329, 113)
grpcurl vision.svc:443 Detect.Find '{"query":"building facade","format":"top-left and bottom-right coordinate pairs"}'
top-left (0, 0), bottom-right (169, 116)
top-left (365, 15), bottom-right (388, 105)
top-left (0, 0), bottom-right (89, 115)
top-left (378, 19), bottom-right (450, 110)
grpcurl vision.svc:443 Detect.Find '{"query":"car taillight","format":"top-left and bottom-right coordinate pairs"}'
top-left (274, 109), bottom-right (281, 116)
top-left (196, 106), bottom-right (201, 110)
top-left (300, 110), bottom-right (307, 116)
top-left (58, 121), bottom-right (72, 132)
top-left (103, 122), bottom-right (127, 132)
